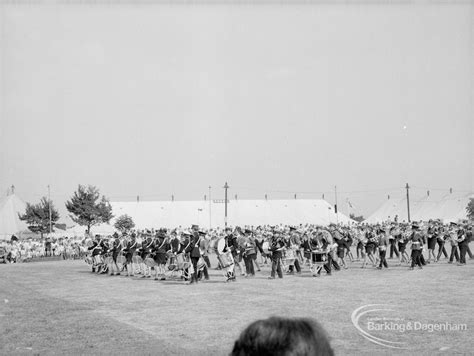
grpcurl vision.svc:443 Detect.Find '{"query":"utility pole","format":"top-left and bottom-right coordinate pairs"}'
top-left (48, 185), bottom-right (52, 235)
top-left (334, 186), bottom-right (339, 224)
top-left (223, 182), bottom-right (229, 227)
top-left (209, 186), bottom-right (212, 229)
top-left (197, 208), bottom-right (203, 225)
top-left (405, 183), bottom-right (411, 222)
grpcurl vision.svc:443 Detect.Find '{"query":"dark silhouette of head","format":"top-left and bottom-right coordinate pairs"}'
top-left (231, 317), bottom-right (334, 356)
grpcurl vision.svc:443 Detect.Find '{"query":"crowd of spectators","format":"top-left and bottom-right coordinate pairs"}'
top-left (0, 236), bottom-right (87, 263)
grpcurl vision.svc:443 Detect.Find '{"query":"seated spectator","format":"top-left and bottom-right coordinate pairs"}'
top-left (231, 316), bottom-right (334, 356)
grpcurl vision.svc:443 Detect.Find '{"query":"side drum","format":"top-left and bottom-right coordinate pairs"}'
top-left (217, 251), bottom-right (234, 268)
top-left (311, 251), bottom-right (328, 266)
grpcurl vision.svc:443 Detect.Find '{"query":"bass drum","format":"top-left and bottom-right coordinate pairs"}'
top-left (262, 241), bottom-right (270, 255)
top-left (216, 238), bottom-right (226, 255)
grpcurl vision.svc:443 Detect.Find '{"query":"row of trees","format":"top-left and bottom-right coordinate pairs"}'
top-left (18, 186), bottom-right (474, 237)
top-left (19, 185), bottom-right (135, 237)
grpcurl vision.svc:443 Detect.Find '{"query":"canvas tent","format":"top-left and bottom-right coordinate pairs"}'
top-left (0, 193), bottom-right (29, 240)
top-left (364, 191), bottom-right (473, 224)
top-left (108, 199), bottom-right (354, 230)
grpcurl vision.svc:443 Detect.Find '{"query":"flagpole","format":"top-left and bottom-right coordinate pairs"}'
top-left (48, 185), bottom-right (52, 236)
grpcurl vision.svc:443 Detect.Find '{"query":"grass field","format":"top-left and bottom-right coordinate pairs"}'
top-left (0, 254), bottom-right (473, 356)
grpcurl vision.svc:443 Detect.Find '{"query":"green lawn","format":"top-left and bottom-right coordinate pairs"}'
top-left (0, 254), bottom-right (472, 355)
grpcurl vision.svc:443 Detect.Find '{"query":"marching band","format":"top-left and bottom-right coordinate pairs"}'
top-left (82, 219), bottom-right (472, 283)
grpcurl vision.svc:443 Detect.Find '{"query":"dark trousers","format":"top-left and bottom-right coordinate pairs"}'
top-left (389, 240), bottom-right (399, 258)
top-left (322, 253), bottom-right (333, 274)
top-left (459, 243), bottom-right (467, 264)
top-left (467, 244), bottom-right (473, 259)
top-left (331, 255), bottom-right (340, 270)
top-left (202, 255), bottom-right (211, 268)
top-left (449, 246), bottom-right (459, 262)
top-left (271, 254), bottom-right (283, 278)
top-left (244, 255), bottom-right (255, 275)
top-left (190, 257), bottom-right (199, 282)
top-left (379, 250), bottom-right (388, 268)
top-left (295, 249), bottom-right (303, 262)
top-left (420, 253), bottom-right (426, 266)
top-left (411, 250), bottom-right (422, 267)
top-left (436, 241), bottom-right (448, 260)
top-left (288, 259), bottom-right (301, 273)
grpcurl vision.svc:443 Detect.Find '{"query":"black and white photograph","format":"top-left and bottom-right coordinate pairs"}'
top-left (0, 1), bottom-right (473, 355)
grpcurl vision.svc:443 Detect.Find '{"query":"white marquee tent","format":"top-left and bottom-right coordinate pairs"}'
top-left (364, 191), bottom-right (473, 224)
top-left (108, 199), bottom-right (354, 230)
top-left (0, 193), bottom-right (29, 240)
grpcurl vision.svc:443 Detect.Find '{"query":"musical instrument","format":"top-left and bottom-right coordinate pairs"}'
top-left (262, 241), bottom-right (270, 255)
top-left (216, 238), bottom-right (226, 255)
top-left (311, 250), bottom-right (328, 266)
top-left (93, 254), bottom-right (104, 266)
top-left (281, 248), bottom-right (296, 272)
top-left (217, 250), bottom-right (234, 268)
top-left (144, 255), bottom-right (157, 268)
top-left (197, 257), bottom-right (206, 271)
top-left (175, 253), bottom-right (191, 270)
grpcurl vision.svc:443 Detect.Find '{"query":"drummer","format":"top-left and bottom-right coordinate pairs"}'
top-left (268, 231), bottom-right (285, 279)
top-left (98, 236), bottom-right (110, 274)
top-left (152, 229), bottom-right (169, 281)
top-left (108, 232), bottom-right (122, 276)
top-left (242, 229), bottom-right (257, 277)
top-left (286, 228), bottom-right (302, 274)
top-left (184, 230), bottom-right (202, 284)
top-left (87, 235), bottom-right (102, 273)
top-left (123, 232), bottom-right (137, 277)
top-left (197, 229), bottom-right (210, 281)
top-left (314, 229), bottom-right (333, 276)
top-left (138, 233), bottom-right (153, 278)
top-left (199, 229), bottom-right (212, 269)
top-left (215, 233), bottom-right (237, 282)
top-left (227, 228), bottom-right (246, 276)
top-left (331, 227), bottom-right (348, 270)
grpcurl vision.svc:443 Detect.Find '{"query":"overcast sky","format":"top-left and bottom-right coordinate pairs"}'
top-left (0, 2), bottom-right (473, 219)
